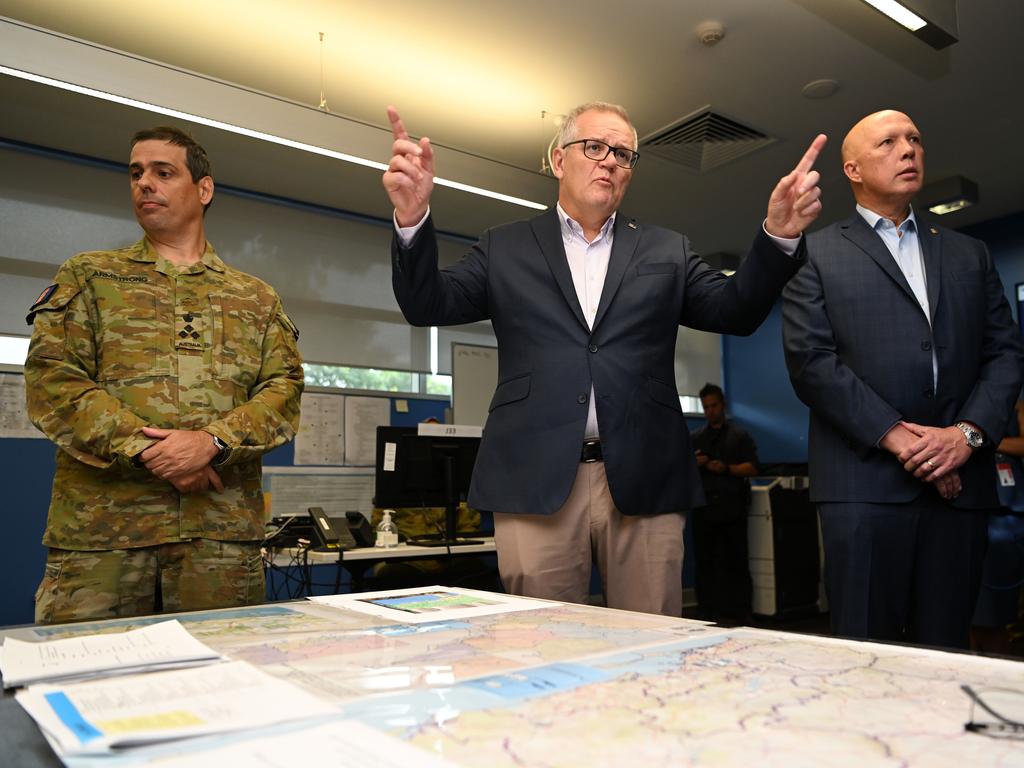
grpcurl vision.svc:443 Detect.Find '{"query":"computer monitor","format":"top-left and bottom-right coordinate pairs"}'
top-left (373, 426), bottom-right (482, 547)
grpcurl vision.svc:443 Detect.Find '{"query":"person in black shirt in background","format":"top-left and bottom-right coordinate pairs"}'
top-left (691, 383), bottom-right (759, 623)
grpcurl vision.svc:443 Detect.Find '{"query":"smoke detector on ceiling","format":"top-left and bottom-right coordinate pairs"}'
top-left (695, 21), bottom-right (726, 46)
top-left (802, 79), bottom-right (840, 99)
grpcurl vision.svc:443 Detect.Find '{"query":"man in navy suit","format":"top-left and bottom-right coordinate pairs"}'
top-left (783, 110), bottom-right (1023, 648)
top-left (384, 102), bottom-right (825, 615)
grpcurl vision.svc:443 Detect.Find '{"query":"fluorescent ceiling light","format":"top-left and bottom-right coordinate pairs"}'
top-left (927, 200), bottom-right (969, 215)
top-left (0, 65), bottom-right (547, 212)
top-left (861, 0), bottom-right (927, 31)
top-left (919, 175), bottom-right (978, 216)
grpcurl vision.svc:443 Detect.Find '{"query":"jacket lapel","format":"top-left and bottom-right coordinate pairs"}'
top-left (841, 213), bottom-right (918, 306)
top-left (531, 210), bottom-right (588, 331)
top-left (918, 218), bottom-right (943, 324)
top-left (592, 215), bottom-right (640, 331)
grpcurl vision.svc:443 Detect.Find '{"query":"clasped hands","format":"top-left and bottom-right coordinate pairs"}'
top-left (881, 421), bottom-right (973, 500)
top-left (137, 427), bottom-right (224, 494)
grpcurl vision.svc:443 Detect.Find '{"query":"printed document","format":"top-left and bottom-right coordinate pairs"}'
top-left (1, 620), bottom-right (221, 689)
top-left (15, 660), bottom-right (338, 756)
top-left (132, 719), bottom-right (459, 767)
top-left (311, 586), bottom-right (557, 624)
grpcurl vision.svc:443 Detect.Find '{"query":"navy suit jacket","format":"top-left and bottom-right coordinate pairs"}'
top-left (392, 210), bottom-right (804, 517)
top-left (782, 211), bottom-right (1024, 507)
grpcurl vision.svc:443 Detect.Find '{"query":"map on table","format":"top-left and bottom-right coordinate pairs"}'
top-left (9, 598), bottom-right (1022, 767)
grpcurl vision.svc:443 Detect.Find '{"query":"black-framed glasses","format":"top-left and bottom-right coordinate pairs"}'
top-left (562, 139), bottom-right (639, 169)
top-left (962, 684), bottom-right (1024, 738)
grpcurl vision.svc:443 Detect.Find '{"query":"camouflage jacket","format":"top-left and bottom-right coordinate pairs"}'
top-left (24, 238), bottom-right (304, 550)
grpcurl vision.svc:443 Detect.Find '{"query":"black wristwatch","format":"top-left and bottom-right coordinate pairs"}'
top-left (211, 434), bottom-right (231, 466)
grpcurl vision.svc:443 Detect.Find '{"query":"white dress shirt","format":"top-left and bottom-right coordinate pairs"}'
top-left (557, 203), bottom-right (615, 438)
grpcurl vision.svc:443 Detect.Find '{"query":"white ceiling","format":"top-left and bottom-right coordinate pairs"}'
top-left (1, 0), bottom-right (1023, 256)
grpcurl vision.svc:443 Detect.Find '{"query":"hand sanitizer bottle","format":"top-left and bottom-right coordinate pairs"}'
top-left (376, 509), bottom-right (399, 548)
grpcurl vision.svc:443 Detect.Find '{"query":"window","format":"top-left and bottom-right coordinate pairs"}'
top-left (302, 363), bottom-right (451, 396)
top-left (680, 395), bottom-right (702, 416)
top-left (0, 335), bottom-right (30, 366)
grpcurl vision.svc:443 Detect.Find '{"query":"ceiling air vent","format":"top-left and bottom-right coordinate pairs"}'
top-left (639, 107), bottom-right (776, 172)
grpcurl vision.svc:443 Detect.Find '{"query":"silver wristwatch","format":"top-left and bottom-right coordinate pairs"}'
top-left (955, 421), bottom-right (985, 449)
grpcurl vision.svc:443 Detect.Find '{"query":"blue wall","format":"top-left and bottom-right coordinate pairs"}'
top-left (722, 209), bottom-right (1024, 465)
top-left (0, 438), bottom-right (55, 628)
top-left (722, 302), bottom-right (809, 464)
top-left (962, 211), bottom-right (1024, 326)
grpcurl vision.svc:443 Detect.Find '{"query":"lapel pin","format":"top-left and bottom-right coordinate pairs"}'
top-left (930, 227), bottom-right (938, 235)
top-left (627, 221), bottom-right (637, 230)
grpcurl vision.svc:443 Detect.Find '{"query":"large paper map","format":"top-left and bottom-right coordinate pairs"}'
top-left (9, 598), bottom-right (1023, 766)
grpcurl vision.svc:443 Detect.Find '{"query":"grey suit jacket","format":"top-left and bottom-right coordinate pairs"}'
top-left (392, 210), bottom-right (804, 517)
top-left (782, 211), bottom-right (1024, 507)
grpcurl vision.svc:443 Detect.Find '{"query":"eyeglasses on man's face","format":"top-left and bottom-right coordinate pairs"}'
top-left (562, 139), bottom-right (640, 169)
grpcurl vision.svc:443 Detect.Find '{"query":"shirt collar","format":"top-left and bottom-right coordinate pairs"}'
top-left (856, 203), bottom-right (917, 234)
top-left (556, 203), bottom-right (616, 244)
top-left (130, 238), bottom-right (225, 273)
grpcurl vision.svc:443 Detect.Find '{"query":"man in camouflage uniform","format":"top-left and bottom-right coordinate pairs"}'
top-left (24, 126), bottom-right (304, 624)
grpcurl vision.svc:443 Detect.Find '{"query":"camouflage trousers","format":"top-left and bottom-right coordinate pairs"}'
top-left (34, 540), bottom-right (265, 624)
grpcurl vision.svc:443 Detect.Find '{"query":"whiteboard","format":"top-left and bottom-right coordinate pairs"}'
top-left (451, 343), bottom-right (498, 427)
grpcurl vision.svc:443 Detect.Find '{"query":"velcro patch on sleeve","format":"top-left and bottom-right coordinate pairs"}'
top-left (30, 284), bottom-right (59, 311)
top-left (26, 283), bottom-right (80, 325)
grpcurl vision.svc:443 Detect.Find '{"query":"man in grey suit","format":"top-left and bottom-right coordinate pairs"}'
top-left (783, 110), bottom-right (1023, 648)
top-left (384, 101), bottom-right (825, 616)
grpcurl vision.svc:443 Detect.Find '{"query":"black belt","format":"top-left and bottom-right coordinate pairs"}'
top-left (581, 439), bottom-right (603, 463)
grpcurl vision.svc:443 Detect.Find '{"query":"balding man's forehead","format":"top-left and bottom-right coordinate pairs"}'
top-left (842, 110), bottom-right (919, 160)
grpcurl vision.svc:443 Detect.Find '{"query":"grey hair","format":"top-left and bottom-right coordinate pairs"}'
top-left (556, 102), bottom-right (638, 150)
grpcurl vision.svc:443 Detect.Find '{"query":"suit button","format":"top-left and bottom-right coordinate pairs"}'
top-left (577, 393), bottom-right (588, 404)
top-left (588, 343), bottom-right (598, 353)
top-left (921, 341), bottom-right (932, 351)
top-left (922, 386), bottom-right (934, 398)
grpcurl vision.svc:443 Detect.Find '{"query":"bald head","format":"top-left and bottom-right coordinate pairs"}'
top-left (841, 110), bottom-right (924, 222)
top-left (842, 110), bottom-right (913, 163)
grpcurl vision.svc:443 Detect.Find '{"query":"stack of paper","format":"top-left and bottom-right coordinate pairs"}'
top-left (15, 660), bottom-right (339, 756)
top-left (0, 619), bottom-right (222, 689)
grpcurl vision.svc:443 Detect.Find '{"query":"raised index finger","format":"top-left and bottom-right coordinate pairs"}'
top-left (794, 133), bottom-right (827, 175)
top-left (387, 105), bottom-right (409, 142)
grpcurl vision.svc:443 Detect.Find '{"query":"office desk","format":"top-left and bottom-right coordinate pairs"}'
top-left (293, 537), bottom-right (497, 563)
top-left (2, 594), bottom-right (1022, 767)
top-left (268, 538), bottom-right (497, 595)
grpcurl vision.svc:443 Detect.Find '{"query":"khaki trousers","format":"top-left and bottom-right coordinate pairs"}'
top-left (494, 461), bottom-right (684, 616)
